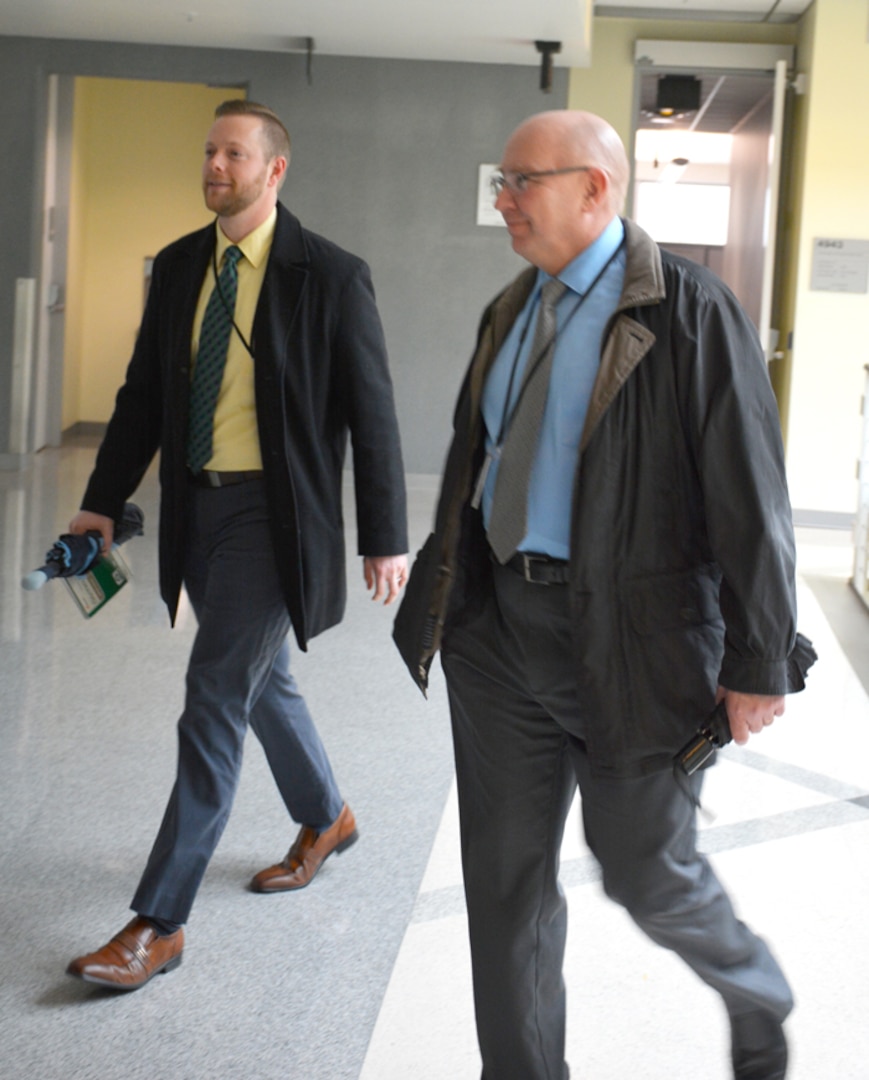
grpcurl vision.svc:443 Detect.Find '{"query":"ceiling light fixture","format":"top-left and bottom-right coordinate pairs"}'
top-left (658, 156), bottom-right (690, 184)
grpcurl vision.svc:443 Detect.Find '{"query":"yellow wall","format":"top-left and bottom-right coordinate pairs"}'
top-left (785, 0), bottom-right (869, 515)
top-left (63, 79), bottom-right (241, 428)
top-left (768, 3), bottom-right (817, 444)
top-left (63, 102), bottom-right (87, 431)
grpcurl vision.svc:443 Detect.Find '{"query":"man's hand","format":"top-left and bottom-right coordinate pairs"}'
top-left (363, 554), bottom-right (408, 606)
top-left (717, 687), bottom-right (785, 746)
top-left (68, 510), bottom-right (114, 555)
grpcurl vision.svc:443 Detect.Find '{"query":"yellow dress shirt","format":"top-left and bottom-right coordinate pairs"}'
top-left (190, 208), bottom-right (277, 471)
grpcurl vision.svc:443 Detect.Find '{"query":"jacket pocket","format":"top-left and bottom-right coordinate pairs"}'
top-left (626, 563), bottom-right (723, 636)
top-left (618, 564), bottom-right (725, 755)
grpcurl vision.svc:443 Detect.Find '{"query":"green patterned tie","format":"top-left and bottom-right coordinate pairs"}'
top-left (187, 245), bottom-right (243, 474)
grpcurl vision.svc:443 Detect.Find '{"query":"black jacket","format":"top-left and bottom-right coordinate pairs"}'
top-left (82, 202), bottom-right (407, 649)
top-left (395, 219), bottom-right (809, 776)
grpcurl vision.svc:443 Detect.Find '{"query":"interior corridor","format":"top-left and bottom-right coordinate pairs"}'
top-left (1, 440), bottom-right (867, 1079)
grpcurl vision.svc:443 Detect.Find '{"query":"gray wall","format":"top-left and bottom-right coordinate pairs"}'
top-left (0, 36), bottom-right (566, 474)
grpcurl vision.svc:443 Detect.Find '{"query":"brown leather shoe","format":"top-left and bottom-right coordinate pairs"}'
top-left (66, 917), bottom-right (184, 990)
top-left (250, 803), bottom-right (358, 892)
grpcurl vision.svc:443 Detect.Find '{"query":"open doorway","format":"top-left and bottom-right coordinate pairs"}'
top-left (630, 47), bottom-right (790, 361)
top-left (36, 77), bottom-right (244, 452)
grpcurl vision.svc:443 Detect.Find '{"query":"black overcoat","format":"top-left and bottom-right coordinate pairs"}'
top-left (82, 203), bottom-right (408, 649)
top-left (395, 220), bottom-right (810, 776)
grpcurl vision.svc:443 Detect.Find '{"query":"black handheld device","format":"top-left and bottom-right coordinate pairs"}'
top-left (675, 700), bottom-right (732, 776)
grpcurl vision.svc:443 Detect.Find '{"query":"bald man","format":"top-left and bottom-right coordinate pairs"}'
top-left (395, 111), bottom-right (813, 1079)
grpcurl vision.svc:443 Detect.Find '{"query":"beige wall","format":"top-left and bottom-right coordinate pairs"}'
top-left (63, 79), bottom-right (240, 428)
top-left (785, 0), bottom-right (869, 516)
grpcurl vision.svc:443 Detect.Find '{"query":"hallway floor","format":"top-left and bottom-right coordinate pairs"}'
top-left (1, 443), bottom-right (867, 1079)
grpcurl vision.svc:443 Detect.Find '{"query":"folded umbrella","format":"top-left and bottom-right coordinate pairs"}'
top-left (22, 503), bottom-right (144, 591)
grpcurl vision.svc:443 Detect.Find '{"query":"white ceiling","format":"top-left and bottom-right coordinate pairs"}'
top-left (0, 0), bottom-right (812, 68)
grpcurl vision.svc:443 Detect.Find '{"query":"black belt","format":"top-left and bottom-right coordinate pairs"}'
top-left (503, 551), bottom-right (570, 585)
top-left (188, 469), bottom-right (264, 488)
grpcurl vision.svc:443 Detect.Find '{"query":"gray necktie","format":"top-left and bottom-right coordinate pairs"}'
top-left (487, 277), bottom-right (567, 564)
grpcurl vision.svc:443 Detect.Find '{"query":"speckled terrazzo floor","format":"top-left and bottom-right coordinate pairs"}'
top-left (1, 444), bottom-right (866, 1079)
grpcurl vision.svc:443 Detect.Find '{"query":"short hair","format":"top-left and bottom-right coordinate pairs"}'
top-left (214, 99), bottom-right (291, 165)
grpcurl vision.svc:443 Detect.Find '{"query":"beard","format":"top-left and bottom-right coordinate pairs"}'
top-left (203, 167), bottom-right (269, 219)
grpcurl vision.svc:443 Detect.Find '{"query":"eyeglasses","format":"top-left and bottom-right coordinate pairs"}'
top-left (489, 166), bottom-right (591, 198)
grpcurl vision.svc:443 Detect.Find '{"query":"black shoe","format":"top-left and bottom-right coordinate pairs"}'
top-left (731, 1011), bottom-right (788, 1079)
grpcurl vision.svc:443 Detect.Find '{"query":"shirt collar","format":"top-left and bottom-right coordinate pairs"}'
top-left (539, 215), bottom-right (625, 297)
top-left (215, 207), bottom-right (278, 270)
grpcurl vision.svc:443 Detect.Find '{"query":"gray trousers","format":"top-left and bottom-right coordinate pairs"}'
top-left (441, 562), bottom-right (793, 1080)
top-left (131, 477), bottom-right (344, 924)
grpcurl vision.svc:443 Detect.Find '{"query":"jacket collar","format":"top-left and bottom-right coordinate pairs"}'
top-left (580, 220), bottom-right (662, 449)
top-left (482, 217), bottom-right (664, 358)
top-left (249, 202), bottom-right (310, 364)
top-left (467, 266), bottom-right (536, 414)
top-left (269, 200), bottom-right (310, 266)
top-left (191, 200), bottom-right (309, 267)
top-left (617, 218), bottom-right (665, 310)
top-left (472, 218), bottom-right (665, 450)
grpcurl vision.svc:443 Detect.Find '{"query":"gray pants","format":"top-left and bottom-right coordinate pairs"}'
top-left (131, 477), bottom-right (344, 925)
top-left (441, 562), bottom-right (792, 1080)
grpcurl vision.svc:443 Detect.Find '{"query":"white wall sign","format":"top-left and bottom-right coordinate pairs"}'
top-left (810, 238), bottom-right (869, 294)
top-left (476, 164), bottom-right (505, 227)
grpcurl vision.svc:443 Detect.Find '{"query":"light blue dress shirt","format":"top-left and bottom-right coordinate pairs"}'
top-left (480, 216), bottom-right (627, 559)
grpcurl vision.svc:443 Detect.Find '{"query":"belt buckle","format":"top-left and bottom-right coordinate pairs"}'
top-left (205, 471), bottom-right (222, 488)
top-left (521, 553), bottom-right (545, 584)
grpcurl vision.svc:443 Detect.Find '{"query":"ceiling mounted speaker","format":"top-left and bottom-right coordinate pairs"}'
top-left (656, 75), bottom-right (701, 115)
